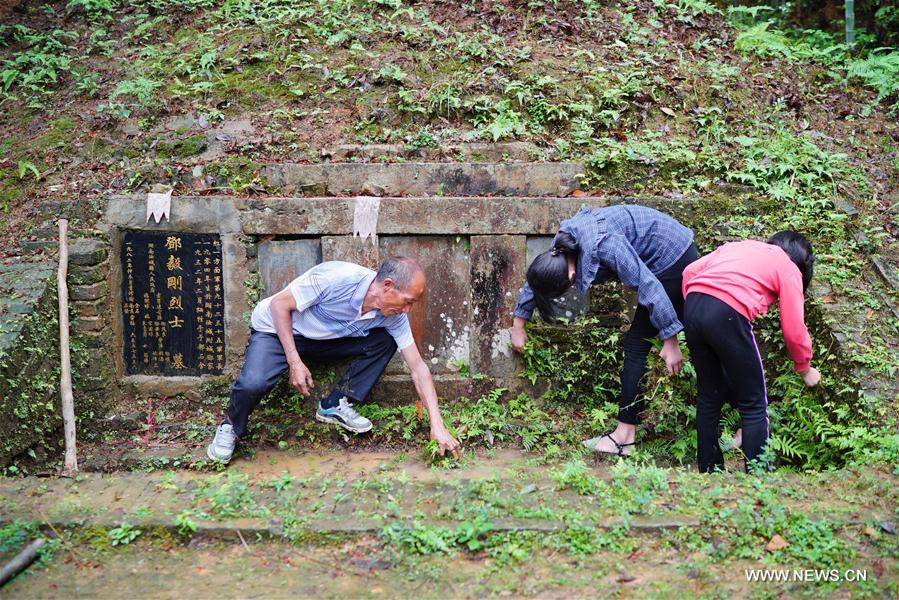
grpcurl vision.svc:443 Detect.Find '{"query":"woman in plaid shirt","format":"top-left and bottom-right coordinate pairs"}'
top-left (511, 205), bottom-right (698, 456)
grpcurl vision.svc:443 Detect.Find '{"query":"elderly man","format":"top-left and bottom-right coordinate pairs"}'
top-left (207, 256), bottom-right (461, 463)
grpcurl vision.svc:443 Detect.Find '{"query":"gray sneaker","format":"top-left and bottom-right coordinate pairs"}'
top-left (315, 396), bottom-right (372, 433)
top-left (207, 422), bottom-right (237, 463)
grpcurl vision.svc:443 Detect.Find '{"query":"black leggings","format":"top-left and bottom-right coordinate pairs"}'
top-left (617, 244), bottom-right (699, 425)
top-left (683, 292), bottom-right (769, 473)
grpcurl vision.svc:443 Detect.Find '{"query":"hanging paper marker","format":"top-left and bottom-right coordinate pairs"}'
top-left (146, 188), bottom-right (173, 224)
top-left (353, 196), bottom-right (380, 244)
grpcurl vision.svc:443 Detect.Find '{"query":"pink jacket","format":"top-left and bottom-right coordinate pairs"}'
top-left (682, 240), bottom-right (812, 372)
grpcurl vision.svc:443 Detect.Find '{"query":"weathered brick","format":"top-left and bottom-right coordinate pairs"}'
top-left (72, 299), bottom-right (107, 318)
top-left (70, 281), bottom-right (108, 301)
top-left (73, 315), bottom-right (104, 334)
top-left (68, 238), bottom-right (109, 266)
top-left (70, 261), bottom-right (108, 286)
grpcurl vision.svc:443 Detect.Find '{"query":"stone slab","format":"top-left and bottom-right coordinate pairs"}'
top-left (261, 162), bottom-right (584, 197)
top-left (237, 197), bottom-right (353, 236)
top-left (872, 256), bottom-right (899, 291)
top-left (104, 196), bottom-right (241, 234)
top-left (70, 261), bottom-right (108, 286)
top-left (378, 236), bottom-right (471, 375)
top-left (321, 235), bottom-right (380, 270)
top-left (107, 195), bottom-right (709, 237)
top-left (0, 458), bottom-right (880, 545)
top-left (257, 239), bottom-right (322, 297)
top-left (319, 142), bottom-right (540, 162)
top-left (73, 315), bottom-right (104, 334)
top-left (239, 197), bottom-right (585, 236)
top-left (72, 298), bottom-right (107, 318)
top-left (70, 281), bottom-right (108, 301)
top-left (469, 236), bottom-right (527, 377)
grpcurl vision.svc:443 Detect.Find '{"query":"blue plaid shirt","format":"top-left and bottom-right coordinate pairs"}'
top-left (514, 205), bottom-right (694, 340)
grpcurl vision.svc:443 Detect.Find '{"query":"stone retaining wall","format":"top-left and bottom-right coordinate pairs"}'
top-left (4, 173), bottom-right (896, 466)
top-left (98, 193), bottom-right (713, 404)
top-left (0, 240), bottom-right (114, 465)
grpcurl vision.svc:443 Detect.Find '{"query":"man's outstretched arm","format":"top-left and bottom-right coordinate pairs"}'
top-left (400, 343), bottom-right (461, 457)
top-left (270, 288), bottom-right (315, 396)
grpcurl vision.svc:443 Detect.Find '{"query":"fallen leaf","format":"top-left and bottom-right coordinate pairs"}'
top-left (660, 107), bottom-right (677, 117)
top-left (570, 189), bottom-right (587, 197)
top-left (765, 534), bottom-right (789, 551)
top-left (863, 526), bottom-right (877, 537)
top-left (616, 574), bottom-right (636, 583)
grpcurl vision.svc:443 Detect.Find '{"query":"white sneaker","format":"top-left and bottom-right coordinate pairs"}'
top-left (206, 422), bottom-right (237, 463)
top-left (315, 396), bottom-right (372, 433)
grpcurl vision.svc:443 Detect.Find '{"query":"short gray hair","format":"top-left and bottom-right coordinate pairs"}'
top-left (376, 256), bottom-right (423, 290)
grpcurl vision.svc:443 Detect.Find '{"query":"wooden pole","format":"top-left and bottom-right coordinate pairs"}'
top-left (845, 0), bottom-right (855, 47)
top-left (58, 219), bottom-right (77, 476)
top-left (0, 539), bottom-right (46, 587)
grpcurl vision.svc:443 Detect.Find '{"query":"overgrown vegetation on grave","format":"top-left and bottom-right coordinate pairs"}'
top-left (0, 1), bottom-right (896, 475)
top-left (0, 2), bottom-right (895, 593)
top-left (0, 278), bottom-right (97, 468)
top-left (0, 0), bottom-right (896, 213)
top-left (523, 307), bottom-right (898, 471)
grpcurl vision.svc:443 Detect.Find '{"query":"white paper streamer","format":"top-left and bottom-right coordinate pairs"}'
top-left (146, 189), bottom-right (173, 223)
top-left (353, 196), bottom-right (380, 244)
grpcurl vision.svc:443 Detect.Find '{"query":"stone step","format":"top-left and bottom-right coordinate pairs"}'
top-left (0, 449), bottom-right (883, 544)
top-left (260, 161), bottom-right (584, 197)
top-left (318, 142), bottom-right (542, 162)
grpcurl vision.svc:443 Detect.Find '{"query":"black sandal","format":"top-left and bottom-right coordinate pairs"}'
top-left (583, 434), bottom-right (635, 457)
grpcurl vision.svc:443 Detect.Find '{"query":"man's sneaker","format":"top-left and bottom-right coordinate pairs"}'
top-left (206, 422), bottom-right (237, 463)
top-left (316, 396), bottom-right (372, 433)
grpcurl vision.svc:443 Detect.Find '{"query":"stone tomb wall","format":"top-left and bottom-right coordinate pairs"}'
top-left (101, 195), bottom-right (706, 404)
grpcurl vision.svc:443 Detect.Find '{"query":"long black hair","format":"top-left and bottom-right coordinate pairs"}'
top-left (526, 231), bottom-right (579, 320)
top-left (767, 231), bottom-right (815, 292)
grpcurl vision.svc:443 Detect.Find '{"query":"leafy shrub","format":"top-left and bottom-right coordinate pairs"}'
top-left (523, 293), bottom-right (893, 471)
top-left (382, 514), bottom-right (495, 555)
top-left (66, 0), bottom-right (115, 16)
top-left (0, 27), bottom-right (77, 106)
top-left (108, 522), bottom-right (142, 546)
top-left (846, 50), bottom-right (899, 102)
top-left (193, 472), bottom-right (264, 518)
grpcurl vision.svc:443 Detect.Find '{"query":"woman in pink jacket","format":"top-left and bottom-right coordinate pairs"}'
top-left (681, 231), bottom-right (821, 473)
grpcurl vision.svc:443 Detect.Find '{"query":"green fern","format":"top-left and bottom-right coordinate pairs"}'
top-left (846, 51), bottom-right (899, 101)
